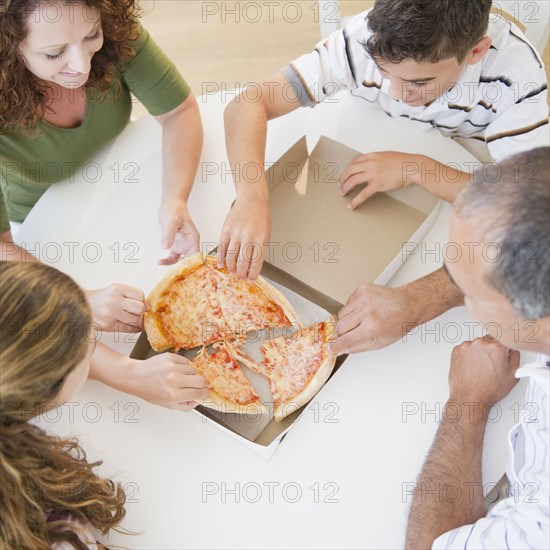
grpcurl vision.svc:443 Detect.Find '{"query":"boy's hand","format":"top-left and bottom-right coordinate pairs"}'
top-left (339, 151), bottom-right (420, 209)
top-left (329, 283), bottom-right (419, 354)
top-left (129, 354), bottom-right (210, 411)
top-left (217, 196), bottom-right (271, 280)
top-left (158, 201), bottom-right (200, 265)
top-left (85, 284), bottom-right (147, 333)
top-left (449, 336), bottom-right (520, 406)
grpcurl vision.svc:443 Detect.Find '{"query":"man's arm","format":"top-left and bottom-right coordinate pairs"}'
top-left (155, 93), bottom-right (203, 265)
top-left (406, 400), bottom-right (487, 548)
top-left (330, 267), bottom-right (464, 355)
top-left (405, 337), bottom-right (520, 548)
top-left (217, 70), bottom-right (301, 280)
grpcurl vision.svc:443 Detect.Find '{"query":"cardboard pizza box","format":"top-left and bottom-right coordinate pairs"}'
top-left (131, 135), bottom-right (439, 459)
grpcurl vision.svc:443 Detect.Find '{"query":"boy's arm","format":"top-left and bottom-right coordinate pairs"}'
top-left (338, 152), bottom-right (472, 207)
top-left (217, 71), bottom-right (302, 280)
top-left (218, 14), bottom-right (368, 279)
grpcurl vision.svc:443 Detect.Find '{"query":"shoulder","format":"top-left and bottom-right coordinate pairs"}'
top-left (343, 8), bottom-right (373, 42)
top-left (482, 17), bottom-right (545, 79)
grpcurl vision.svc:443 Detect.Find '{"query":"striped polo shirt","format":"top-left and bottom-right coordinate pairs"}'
top-left (433, 358), bottom-right (549, 548)
top-left (281, 10), bottom-right (549, 162)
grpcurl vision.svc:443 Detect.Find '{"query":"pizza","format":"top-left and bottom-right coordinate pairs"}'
top-left (144, 253), bottom-right (336, 420)
top-left (144, 253), bottom-right (301, 351)
top-left (233, 321), bottom-right (337, 421)
top-left (192, 343), bottom-right (267, 415)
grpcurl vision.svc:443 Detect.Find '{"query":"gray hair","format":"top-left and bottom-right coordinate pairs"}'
top-left (454, 147), bottom-right (549, 320)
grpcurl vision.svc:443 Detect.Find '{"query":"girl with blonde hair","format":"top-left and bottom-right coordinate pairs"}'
top-left (0, 261), bottom-right (125, 548)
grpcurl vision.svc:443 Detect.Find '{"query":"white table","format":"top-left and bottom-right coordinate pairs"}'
top-left (21, 91), bottom-right (530, 549)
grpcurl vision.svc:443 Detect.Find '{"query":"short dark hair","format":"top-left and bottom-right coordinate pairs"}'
top-left (454, 148), bottom-right (550, 320)
top-left (365, 0), bottom-right (492, 63)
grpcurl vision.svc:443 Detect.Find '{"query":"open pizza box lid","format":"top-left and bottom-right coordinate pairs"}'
top-left (131, 135), bottom-right (439, 459)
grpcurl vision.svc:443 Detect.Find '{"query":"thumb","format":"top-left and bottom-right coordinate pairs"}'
top-left (508, 349), bottom-right (521, 370)
top-left (161, 217), bottom-right (180, 250)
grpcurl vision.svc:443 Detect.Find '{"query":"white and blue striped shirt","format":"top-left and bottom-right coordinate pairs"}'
top-left (433, 358), bottom-right (550, 549)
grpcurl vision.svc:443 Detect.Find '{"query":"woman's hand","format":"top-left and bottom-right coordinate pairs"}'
top-left (158, 200), bottom-right (200, 265)
top-left (126, 353), bottom-right (210, 411)
top-left (85, 284), bottom-right (146, 333)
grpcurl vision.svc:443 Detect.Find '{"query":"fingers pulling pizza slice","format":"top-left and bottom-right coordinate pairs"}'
top-left (192, 343), bottom-right (267, 415)
top-left (144, 254), bottom-right (224, 351)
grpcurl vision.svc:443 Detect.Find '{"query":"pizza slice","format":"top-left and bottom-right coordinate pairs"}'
top-left (205, 256), bottom-right (302, 340)
top-left (233, 320), bottom-right (337, 421)
top-left (144, 253), bottom-right (224, 351)
top-left (192, 344), bottom-right (267, 415)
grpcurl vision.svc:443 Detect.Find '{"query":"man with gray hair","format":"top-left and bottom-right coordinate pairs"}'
top-left (406, 148), bottom-right (549, 548)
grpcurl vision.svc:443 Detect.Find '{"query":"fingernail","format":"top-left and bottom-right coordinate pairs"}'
top-left (347, 203), bottom-right (353, 210)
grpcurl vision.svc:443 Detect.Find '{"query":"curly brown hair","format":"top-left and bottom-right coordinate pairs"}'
top-left (0, 261), bottom-right (126, 549)
top-left (0, 0), bottom-right (141, 135)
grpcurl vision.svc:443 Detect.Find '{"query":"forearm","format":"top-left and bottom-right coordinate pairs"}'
top-left (401, 267), bottom-right (464, 329)
top-left (406, 402), bottom-right (487, 548)
top-left (408, 155), bottom-right (471, 202)
top-left (224, 97), bottom-right (270, 201)
top-left (160, 95), bottom-right (203, 206)
top-left (0, 234), bottom-right (38, 262)
top-left (224, 71), bottom-right (301, 200)
top-left (89, 342), bottom-right (137, 396)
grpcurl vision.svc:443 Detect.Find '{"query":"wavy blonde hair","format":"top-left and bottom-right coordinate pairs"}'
top-left (0, 261), bottom-right (126, 549)
top-left (0, 0), bottom-right (141, 135)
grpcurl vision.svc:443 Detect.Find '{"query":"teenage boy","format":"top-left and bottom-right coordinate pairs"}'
top-left (406, 147), bottom-right (549, 548)
top-left (217, 0), bottom-right (549, 355)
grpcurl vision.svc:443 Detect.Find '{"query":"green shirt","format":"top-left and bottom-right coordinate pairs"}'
top-left (0, 25), bottom-right (190, 233)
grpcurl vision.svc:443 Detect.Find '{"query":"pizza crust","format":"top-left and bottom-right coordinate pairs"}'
top-left (144, 252), bottom-right (206, 351)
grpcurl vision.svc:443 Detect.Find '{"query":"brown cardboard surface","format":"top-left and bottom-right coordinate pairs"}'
top-left (266, 136), bottom-right (439, 304)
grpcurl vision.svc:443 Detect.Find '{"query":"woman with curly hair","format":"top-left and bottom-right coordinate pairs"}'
top-left (0, 0), bottom-right (210, 415)
top-left (0, 260), bottom-right (126, 548)
top-left (0, 0), bottom-right (203, 329)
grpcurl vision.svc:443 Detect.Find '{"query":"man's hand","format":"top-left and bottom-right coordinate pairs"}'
top-left (449, 336), bottom-right (520, 406)
top-left (127, 353), bottom-right (210, 411)
top-left (217, 195), bottom-right (271, 280)
top-left (329, 284), bottom-right (419, 354)
top-left (338, 151), bottom-right (419, 209)
top-left (85, 284), bottom-right (146, 333)
top-left (158, 201), bottom-right (200, 265)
